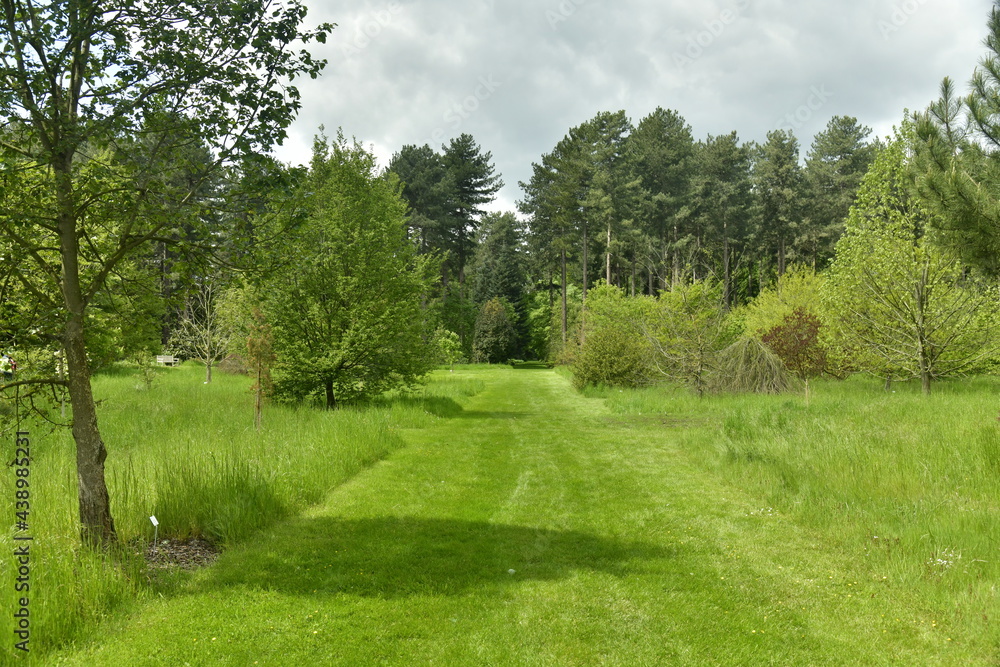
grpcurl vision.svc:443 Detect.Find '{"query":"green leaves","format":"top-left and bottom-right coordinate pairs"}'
top-left (259, 135), bottom-right (438, 408)
top-left (825, 134), bottom-right (1000, 392)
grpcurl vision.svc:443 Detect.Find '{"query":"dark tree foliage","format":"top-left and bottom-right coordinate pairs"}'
top-left (761, 308), bottom-right (827, 382)
top-left (472, 298), bottom-right (517, 363)
top-left (800, 116), bottom-right (878, 268)
top-left (913, 5), bottom-right (1000, 276)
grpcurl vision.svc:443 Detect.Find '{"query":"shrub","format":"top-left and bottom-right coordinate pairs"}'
top-left (709, 337), bottom-right (793, 395)
top-left (573, 324), bottom-right (652, 390)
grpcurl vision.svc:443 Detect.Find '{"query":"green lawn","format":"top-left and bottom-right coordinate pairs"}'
top-left (37, 367), bottom-right (999, 664)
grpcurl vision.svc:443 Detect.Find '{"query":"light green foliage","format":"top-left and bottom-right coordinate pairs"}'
top-left (433, 328), bottom-right (465, 369)
top-left (167, 280), bottom-right (235, 383)
top-left (572, 283), bottom-right (655, 389)
top-left (741, 266), bottom-right (825, 339)
top-left (472, 297), bottom-right (518, 363)
top-left (261, 134), bottom-right (438, 408)
top-left (709, 336), bottom-right (794, 395)
top-left (824, 134), bottom-right (1000, 393)
top-left (645, 279), bottom-right (732, 396)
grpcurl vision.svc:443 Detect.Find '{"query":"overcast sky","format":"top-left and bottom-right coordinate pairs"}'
top-left (271, 0), bottom-right (996, 212)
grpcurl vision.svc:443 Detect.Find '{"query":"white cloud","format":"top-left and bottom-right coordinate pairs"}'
top-left (274, 0), bottom-right (996, 207)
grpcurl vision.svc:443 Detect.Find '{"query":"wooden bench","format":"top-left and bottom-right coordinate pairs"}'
top-left (155, 355), bottom-right (178, 366)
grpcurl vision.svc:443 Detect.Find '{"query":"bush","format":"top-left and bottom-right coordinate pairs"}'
top-left (573, 325), bottom-right (652, 390)
top-left (572, 284), bottom-right (655, 389)
top-left (709, 337), bottom-right (794, 395)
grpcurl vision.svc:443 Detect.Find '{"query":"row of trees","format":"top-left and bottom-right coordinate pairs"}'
top-left (517, 109), bottom-right (878, 357)
top-left (571, 125), bottom-right (1000, 400)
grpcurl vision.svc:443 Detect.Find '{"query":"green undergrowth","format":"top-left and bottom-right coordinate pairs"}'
top-left (0, 364), bottom-right (483, 663)
top-left (595, 375), bottom-right (1000, 646)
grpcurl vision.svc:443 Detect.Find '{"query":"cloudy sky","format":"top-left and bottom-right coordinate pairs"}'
top-left (272, 0), bottom-right (996, 212)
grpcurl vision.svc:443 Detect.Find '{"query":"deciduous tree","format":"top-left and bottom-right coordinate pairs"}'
top-left (824, 135), bottom-right (999, 394)
top-left (262, 134), bottom-right (437, 409)
top-left (0, 0), bottom-right (330, 545)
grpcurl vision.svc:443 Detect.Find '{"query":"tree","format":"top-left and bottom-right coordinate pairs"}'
top-left (472, 297), bottom-right (517, 364)
top-left (432, 328), bottom-right (464, 371)
top-left (913, 5), bottom-right (1000, 275)
top-left (468, 211), bottom-right (527, 307)
top-left (262, 134), bottom-right (437, 409)
top-left (245, 307), bottom-right (275, 432)
top-left (387, 143), bottom-right (453, 256)
top-left (442, 134), bottom-right (503, 285)
top-left (0, 1), bottom-right (330, 545)
top-left (761, 308), bottom-right (827, 403)
top-left (572, 283), bottom-right (654, 389)
top-left (625, 108), bottom-right (696, 290)
top-left (824, 135), bottom-right (999, 394)
top-left (689, 132), bottom-right (753, 307)
top-left (753, 130), bottom-right (804, 277)
top-left (800, 116), bottom-right (877, 267)
top-left (644, 280), bottom-right (731, 397)
top-left (168, 279), bottom-right (234, 384)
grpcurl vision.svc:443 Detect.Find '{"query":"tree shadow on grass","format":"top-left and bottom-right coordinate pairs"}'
top-left (199, 516), bottom-right (675, 599)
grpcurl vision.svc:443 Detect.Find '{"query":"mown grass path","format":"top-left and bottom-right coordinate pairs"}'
top-left (53, 368), bottom-right (975, 665)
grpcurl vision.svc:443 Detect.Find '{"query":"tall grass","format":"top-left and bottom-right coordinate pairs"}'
top-left (599, 375), bottom-right (1000, 635)
top-left (0, 364), bottom-right (478, 662)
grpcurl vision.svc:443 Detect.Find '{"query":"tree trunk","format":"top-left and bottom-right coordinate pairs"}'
top-left (325, 380), bottom-right (337, 409)
top-left (606, 222), bottom-right (612, 285)
top-left (65, 316), bottom-right (116, 546)
top-left (723, 230), bottom-right (731, 311)
top-left (57, 157), bottom-right (116, 547)
top-left (205, 362), bottom-right (213, 384)
top-left (254, 366), bottom-right (263, 432)
top-left (561, 249), bottom-right (568, 346)
top-left (581, 223), bottom-right (588, 345)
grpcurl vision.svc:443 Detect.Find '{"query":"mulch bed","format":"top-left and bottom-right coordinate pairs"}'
top-left (142, 537), bottom-right (221, 570)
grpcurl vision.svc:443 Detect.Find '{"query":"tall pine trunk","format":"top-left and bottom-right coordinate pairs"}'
top-left (561, 248), bottom-right (568, 346)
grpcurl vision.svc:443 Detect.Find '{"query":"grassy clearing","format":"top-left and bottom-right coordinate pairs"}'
top-left (593, 375), bottom-right (1000, 654)
top-left (0, 363), bottom-right (475, 664)
top-left (42, 367), bottom-right (999, 665)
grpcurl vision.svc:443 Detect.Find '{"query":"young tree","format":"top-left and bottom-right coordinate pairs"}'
top-left (761, 308), bottom-right (827, 403)
top-left (824, 135), bottom-right (999, 394)
top-left (168, 280), bottom-right (234, 384)
top-left (0, 1), bottom-right (330, 545)
top-left (644, 280), bottom-right (731, 397)
top-left (262, 134), bottom-right (438, 409)
top-left (572, 283), bottom-right (655, 389)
